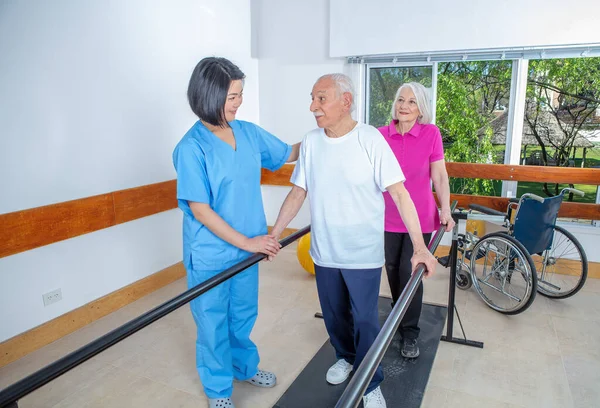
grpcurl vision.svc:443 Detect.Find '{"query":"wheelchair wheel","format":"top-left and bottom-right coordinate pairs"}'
top-left (532, 225), bottom-right (588, 299)
top-left (456, 263), bottom-right (473, 290)
top-left (469, 232), bottom-right (537, 315)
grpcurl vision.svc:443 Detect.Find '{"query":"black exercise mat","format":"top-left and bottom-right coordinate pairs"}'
top-left (273, 298), bottom-right (447, 408)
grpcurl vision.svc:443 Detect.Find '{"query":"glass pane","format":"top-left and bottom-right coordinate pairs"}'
top-left (522, 57), bottom-right (600, 217)
top-left (367, 66), bottom-right (432, 128)
top-left (436, 61), bottom-right (513, 196)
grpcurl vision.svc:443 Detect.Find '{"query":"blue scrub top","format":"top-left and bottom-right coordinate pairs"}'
top-left (173, 120), bottom-right (292, 271)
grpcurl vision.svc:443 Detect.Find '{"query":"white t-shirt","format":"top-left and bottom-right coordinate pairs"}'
top-left (291, 123), bottom-right (406, 269)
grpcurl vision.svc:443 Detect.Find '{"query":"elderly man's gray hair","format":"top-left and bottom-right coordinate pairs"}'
top-left (316, 73), bottom-right (356, 113)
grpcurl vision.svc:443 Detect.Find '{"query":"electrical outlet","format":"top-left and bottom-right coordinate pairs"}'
top-left (42, 288), bottom-right (62, 306)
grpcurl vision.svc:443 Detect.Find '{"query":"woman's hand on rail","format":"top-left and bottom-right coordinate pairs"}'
top-left (243, 235), bottom-right (282, 261)
top-left (440, 208), bottom-right (455, 232)
top-left (411, 248), bottom-right (437, 278)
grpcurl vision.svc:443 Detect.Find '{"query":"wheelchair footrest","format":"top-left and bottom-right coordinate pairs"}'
top-left (436, 246), bottom-right (485, 268)
top-left (437, 255), bottom-right (451, 268)
top-left (465, 248), bottom-right (486, 262)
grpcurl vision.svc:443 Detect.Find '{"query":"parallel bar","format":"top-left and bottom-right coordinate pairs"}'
top-left (334, 203), bottom-right (455, 408)
top-left (0, 226), bottom-right (310, 408)
top-left (441, 211), bottom-right (484, 349)
top-left (443, 223), bottom-right (459, 341)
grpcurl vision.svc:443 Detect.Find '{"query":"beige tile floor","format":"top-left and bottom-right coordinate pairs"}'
top-left (1, 243), bottom-right (599, 408)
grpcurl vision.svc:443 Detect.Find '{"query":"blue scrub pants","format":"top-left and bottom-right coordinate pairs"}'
top-left (314, 265), bottom-right (384, 394)
top-left (187, 264), bottom-right (260, 398)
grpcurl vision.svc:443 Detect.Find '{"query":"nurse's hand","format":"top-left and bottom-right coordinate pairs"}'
top-left (243, 235), bottom-right (282, 261)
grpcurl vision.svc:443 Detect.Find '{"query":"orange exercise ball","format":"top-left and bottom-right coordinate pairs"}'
top-left (297, 233), bottom-right (315, 275)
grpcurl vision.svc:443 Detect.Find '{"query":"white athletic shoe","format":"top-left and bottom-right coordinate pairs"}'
top-left (363, 386), bottom-right (387, 408)
top-left (326, 359), bottom-right (353, 385)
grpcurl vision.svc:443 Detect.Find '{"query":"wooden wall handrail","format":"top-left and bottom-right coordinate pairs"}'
top-left (1, 162), bottom-right (598, 259)
top-left (0, 181), bottom-right (177, 259)
top-left (445, 162), bottom-right (600, 185)
top-left (261, 166), bottom-right (294, 186)
top-left (260, 163), bottom-right (600, 220)
top-left (262, 162), bottom-right (600, 186)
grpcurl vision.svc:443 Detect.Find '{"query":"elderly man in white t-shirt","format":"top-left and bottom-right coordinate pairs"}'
top-left (271, 73), bottom-right (437, 408)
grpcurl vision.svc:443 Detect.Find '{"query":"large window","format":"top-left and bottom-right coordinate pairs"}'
top-left (520, 57), bottom-right (600, 207)
top-left (364, 55), bottom-right (600, 224)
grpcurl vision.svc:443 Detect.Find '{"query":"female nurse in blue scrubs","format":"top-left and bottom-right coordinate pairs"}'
top-left (172, 57), bottom-right (299, 408)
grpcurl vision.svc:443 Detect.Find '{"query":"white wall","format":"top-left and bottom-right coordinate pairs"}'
top-left (0, 0), bottom-right (258, 342)
top-left (559, 222), bottom-right (600, 263)
top-left (330, 0), bottom-right (600, 57)
top-left (251, 0), bottom-right (346, 228)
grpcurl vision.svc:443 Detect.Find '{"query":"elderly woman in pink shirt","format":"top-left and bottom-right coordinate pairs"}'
top-left (378, 82), bottom-right (455, 359)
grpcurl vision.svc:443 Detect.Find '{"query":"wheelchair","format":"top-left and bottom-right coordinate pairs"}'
top-left (445, 188), bottom-right (589, 315)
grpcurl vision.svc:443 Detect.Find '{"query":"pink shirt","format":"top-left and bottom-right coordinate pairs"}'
top-left (378, 121), bottom-right (445, 233)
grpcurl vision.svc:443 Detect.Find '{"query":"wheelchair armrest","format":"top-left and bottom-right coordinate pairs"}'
top-left (508, 197), bottom-right (519, 203)
top-left (469, 203), bottom-right (506, 217)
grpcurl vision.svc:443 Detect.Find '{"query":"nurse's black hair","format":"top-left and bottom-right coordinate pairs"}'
top-left (187, 57), bottom-right (245, 127)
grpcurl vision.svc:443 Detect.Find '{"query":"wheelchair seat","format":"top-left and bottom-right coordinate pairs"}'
top-left (512, 194), bottom-right (563, 255)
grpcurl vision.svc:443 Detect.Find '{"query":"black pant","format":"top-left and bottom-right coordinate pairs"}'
top-left (384, 231), bottom-right (432, 341)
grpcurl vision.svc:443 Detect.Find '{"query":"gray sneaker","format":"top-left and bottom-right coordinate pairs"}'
top-left (209, 398), bottom-right (234, 408)
top-left (401, 338), bottom-right (420, 358)
top-left (245, 369), bottom-right (277, 388)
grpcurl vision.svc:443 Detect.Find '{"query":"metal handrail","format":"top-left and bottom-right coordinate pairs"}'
top-left (335, 202), bottom-right (457, 408)
top-left (0, 226), bottom-right (310, 408)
